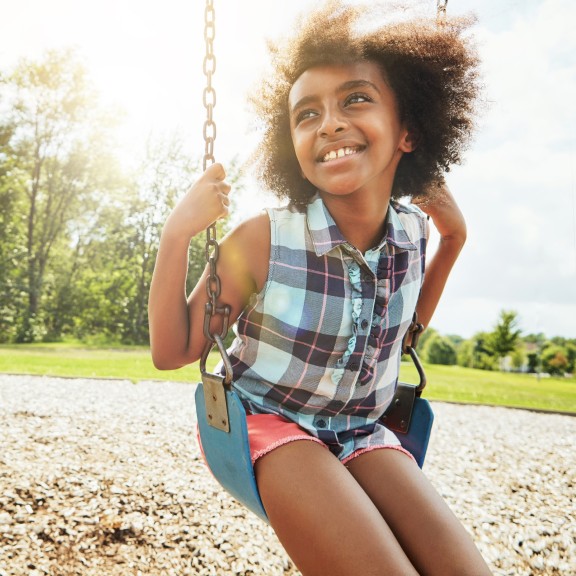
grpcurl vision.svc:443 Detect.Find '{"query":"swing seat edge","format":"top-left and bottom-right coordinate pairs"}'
top-left (195, 384), bottom-right (269, 523)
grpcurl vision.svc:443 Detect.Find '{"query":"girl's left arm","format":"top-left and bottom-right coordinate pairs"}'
top-left (412, 183), bottom-right (467, 330)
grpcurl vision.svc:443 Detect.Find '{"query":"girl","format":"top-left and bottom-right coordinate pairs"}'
top-left (149, 2), bottom-right (492, 574)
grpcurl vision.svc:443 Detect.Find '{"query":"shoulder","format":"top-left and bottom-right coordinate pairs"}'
top-left (267, 203), bottom-right (309, 248)
top-left (391, 200), bottom-right (429, 243)
top-left (392, 200), bottom-right (426, 220)
top-left (226, 210), bottom-right (270, 245)
top-left (221, 211), bottom-right (271, 293)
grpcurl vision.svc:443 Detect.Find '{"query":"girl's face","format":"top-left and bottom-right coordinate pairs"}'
top-left (288, 61), bottom-right (414, 200)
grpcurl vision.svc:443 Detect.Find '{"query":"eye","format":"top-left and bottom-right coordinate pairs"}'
top-left (294, 109), bottom-right (317, 124)
top-left (345, 92), bottom-right (372, 106)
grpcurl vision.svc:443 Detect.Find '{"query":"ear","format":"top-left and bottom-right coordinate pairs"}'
top-left (399, 129), bottom-right (419, 153)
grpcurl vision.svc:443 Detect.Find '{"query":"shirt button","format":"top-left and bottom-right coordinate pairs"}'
top-left (361, 319), bottom-right (369, 329)
top-left (316, 419), bottom-right (327, 428)
top-left (349, 362), bottom-right (359, 371)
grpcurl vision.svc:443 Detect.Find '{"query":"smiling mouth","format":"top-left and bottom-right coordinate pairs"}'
top-left (320, 146), bottom-right (363, 163)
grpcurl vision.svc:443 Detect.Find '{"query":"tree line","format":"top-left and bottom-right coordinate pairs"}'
top-left (0, 49), bottom-right (235, 344)
top-left (1, 50), bottom-right (574, 376)
top-left (417, 310), bottom-right (576, 377)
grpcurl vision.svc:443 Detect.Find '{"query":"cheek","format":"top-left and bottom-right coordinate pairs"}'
top-left (291, 133), bottom-right (311, 166)
top-left (287, 132), bottom-right (309, 179)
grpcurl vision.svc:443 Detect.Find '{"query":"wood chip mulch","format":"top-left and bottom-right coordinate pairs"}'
top-left (1, 374), bottom-right (574, 575)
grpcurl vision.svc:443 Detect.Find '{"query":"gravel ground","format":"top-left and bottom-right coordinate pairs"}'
top-left (0, 374), bottom-right (574, 576)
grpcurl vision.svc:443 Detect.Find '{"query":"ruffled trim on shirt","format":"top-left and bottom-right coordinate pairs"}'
top-left (333, 257), bottom-right (362, 384)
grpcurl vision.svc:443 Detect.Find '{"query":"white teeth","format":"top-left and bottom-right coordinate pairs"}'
top-left (322, 146), bottom-right (359, 162)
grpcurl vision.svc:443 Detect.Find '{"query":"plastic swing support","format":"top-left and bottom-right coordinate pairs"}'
top-left (381, 346), bottom-right (434, 468)
top-left (196, 333), bottom-right (269, 522)
top-left (196, 375), bottom-right (268, 522)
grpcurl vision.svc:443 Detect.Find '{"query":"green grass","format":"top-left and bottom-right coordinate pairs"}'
top-left (400, 362), bottom-right (576, 414)
top-left (0, 343), bottom-right (204, 383)
top-left (1, 344), bottom-right (575, 414)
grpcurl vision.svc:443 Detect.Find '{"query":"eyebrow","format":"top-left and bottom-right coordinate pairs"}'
top-left (290, 79), bottom-right (381, 116)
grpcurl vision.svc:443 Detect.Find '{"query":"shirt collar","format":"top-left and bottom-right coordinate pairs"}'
top-left (306, 195), bottom-right (417, 257)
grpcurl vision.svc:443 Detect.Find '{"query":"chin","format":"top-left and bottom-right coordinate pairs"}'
top-left (319, 184), bottom-right (360, 197)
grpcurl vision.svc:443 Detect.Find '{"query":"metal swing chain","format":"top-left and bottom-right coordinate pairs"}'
top-left (200, 0), bottom-right (232, 382)
top-left (436, 0), bottom-right (448, 26)
top-left (399, 0), bottom-right (448, 391)
top-left (202, 0), bottom-right (216, 172)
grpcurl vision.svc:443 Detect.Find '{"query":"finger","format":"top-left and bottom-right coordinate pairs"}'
top-left (219, 182), bottom-right (231, 195)
top-left (219, 193), bottom-right (231, 207)
top-left (205, 162), bottom-right (226, 181)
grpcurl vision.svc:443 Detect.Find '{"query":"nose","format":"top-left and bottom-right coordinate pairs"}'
top-left (317, 107), bottom-right (346, 136)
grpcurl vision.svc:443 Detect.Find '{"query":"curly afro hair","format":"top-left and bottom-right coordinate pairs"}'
top-left (249, 0), bottom-right (482, 206)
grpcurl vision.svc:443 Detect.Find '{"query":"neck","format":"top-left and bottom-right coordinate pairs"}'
top-left (320, 192), bottom-right (391, 253)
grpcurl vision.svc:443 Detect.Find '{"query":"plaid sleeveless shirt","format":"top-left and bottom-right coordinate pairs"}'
top-left (225, 195), bottom-right (427, 460)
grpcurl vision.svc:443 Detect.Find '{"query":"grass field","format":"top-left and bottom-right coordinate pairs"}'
top-left (1, 343), bottom-right (575, 414)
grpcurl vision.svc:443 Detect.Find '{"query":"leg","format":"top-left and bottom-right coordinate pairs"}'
top-left (254, 440), bottom-right (419, 576)
top-left (346, 449), bottom-right (492, 576)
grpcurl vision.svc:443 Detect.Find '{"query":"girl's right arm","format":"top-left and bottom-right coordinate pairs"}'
top-left (412, 183), bottom-right (467, 330)
top-left (149, 163), bottom-right (270, 370)
top-left (148, 163), bottom-right (232, 370)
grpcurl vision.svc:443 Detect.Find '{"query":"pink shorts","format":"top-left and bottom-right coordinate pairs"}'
top-left (199, 413), bottom-right (415, 466)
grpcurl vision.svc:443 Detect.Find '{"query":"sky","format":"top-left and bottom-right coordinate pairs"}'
top-left (1, 0), bottom-right (575, 339)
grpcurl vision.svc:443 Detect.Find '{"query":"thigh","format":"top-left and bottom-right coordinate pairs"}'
top-left (254, 440), bottom-right (419, 576)
top-left (346, 448), bottom-right (492, 576)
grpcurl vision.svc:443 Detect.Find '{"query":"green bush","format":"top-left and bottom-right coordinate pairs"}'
top-left (422, 333), bottom-right (457, 365)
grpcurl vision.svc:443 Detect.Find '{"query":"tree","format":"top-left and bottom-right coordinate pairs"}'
top-left (42, 136), bottom-right (198, 344)
top-left (541, 345), bottom-right (569, 377)
top-left (422, 333), bottom-right (457, 365)
top-left (456, 338), bottom-right (474, 368)
top-left (118, 137), bottom-right (203, 343)
top-left (510, 345), bottom-right (526, 371)
top-left (526, 352), bottom-right (539, 373)
top-left (457, 332), bottom-right (497, 371)
top-left (522, 332), bottom-right (546, 373)
top-left (549, 337), bottom-right (576, 373)
top-left (0, 77), bottom-right (26, 341)
top-left (415, 326), bottom-right (437, 354)
top-left (41, 136), bottom-right (243, 344)
top-left (0, 49), bottom-right (119, 341)
top-left (487, 310), bottom-right (522, 370)
top-left (445, 334), bottom-right (464, 349)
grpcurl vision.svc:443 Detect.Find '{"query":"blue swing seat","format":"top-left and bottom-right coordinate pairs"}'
top-left (195, 346), bottom-right (433, 522)
top-left (385, 392), bottom-right (434, 468)
top-left (196, 380), bottom-right (269, 522)
top-left (404, 396), bottom-right (434, 468)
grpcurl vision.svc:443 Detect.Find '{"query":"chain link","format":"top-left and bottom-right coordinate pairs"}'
top-left (436, 0), bottom-right (448, 26)
top-left (201, 0), bottom-right (231, 359)
top-left (203, 0), bottom-right (216, 172)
